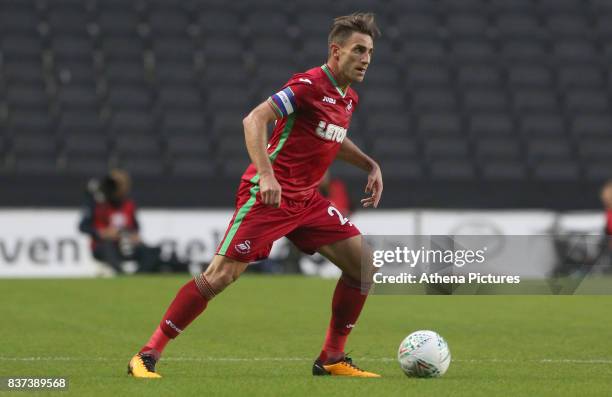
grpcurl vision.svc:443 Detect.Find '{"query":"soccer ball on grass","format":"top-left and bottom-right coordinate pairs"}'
top-left (397, 330), bottom-right (451, 378)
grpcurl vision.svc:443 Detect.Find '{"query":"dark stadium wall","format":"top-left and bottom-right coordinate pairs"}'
top-left (0, 175), bottom-right (603, 210)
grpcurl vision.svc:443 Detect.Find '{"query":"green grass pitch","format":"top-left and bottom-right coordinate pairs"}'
top-left (1, 275), bottom-right (611, 396)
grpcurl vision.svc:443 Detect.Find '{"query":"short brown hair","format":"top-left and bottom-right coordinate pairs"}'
top-left (109, 168), bottom-right (131, 195)
top-left (328, 13), bottom-right (381, 48)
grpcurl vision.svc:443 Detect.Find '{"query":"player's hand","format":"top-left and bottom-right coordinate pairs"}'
top-left (129, 233), bottom-right (142, 244)
top-left (259, 173), bottom-right (282, 208)
top-left (361, 163), bottom-right (383, 208)
top-left (100, 227), bottom-right (120, 240)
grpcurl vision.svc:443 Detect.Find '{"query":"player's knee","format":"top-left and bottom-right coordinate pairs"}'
top-left (218, 267), bottom-right (240, 287)
top-left (341, 272), bottom-right (372, 293)
top-left (341, 254), bottom-right (377, 291)
top-left (342, 254), bottom-right (368, 282)
top-left (203, 257), bottom-right (245, 292)
top-left (204, 268), bottom-right (235, 291)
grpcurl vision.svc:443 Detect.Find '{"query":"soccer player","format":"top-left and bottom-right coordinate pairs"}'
top-left (128, 13), bottom-right (384, 378)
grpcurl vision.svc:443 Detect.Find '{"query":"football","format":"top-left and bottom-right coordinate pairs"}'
top-left (397, 330), bottom-right (451, 378)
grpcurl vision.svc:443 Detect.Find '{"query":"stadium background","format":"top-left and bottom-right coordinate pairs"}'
top-left (1, 2), bottom-right (612, 396)
top-left (0, 0), bottom-right (609, 276)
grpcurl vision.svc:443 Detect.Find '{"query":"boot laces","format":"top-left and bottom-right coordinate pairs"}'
top-left (139, 353), bottom-right (157, 372)
top-left (341, 356), bottom-right (365, 372)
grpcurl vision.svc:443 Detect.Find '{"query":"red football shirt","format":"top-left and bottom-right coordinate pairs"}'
top-left (241, 64), bottom-right (359, 201)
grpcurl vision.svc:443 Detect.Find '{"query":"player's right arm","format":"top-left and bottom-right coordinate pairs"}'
top-left (242, 102), bottom-right (282, 207)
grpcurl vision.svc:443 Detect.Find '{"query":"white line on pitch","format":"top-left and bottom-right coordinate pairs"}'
top-left (1, 357), bottom-right (612, 364)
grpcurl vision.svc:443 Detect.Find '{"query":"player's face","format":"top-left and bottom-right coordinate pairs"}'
top-left (114, 177), bottom-right (131, 200)
top-left (602, 184), bottom-right (612, 208)
top-left (337, 32), bottom-right (374, 83)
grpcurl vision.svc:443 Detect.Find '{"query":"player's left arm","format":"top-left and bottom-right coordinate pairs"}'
top-left (336, 137), bottom-right (383, 208)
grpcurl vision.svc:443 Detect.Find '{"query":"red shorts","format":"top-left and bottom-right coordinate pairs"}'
top-left (216, 181), bottom-right (361, 263)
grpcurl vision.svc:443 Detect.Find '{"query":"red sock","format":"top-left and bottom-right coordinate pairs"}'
top-left (140, 326), bottom-right (170, 360)
top-left (140, 279), bottom-right (209, 358)
top-left (319, 275), bottom-right (368, 364)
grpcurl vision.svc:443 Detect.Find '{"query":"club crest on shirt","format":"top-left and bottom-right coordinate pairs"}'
top-left (346, 99), bottom-right (353, 113)
top-left (234, 240), bottom-right (251, 255)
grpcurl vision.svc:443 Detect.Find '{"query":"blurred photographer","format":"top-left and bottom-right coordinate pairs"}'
top-left (79, 169), bottom-right (189, 274)
top-left (601, 180), bottom-right (612, 239)
top-left (319, 170), bottom-right (352, 216)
